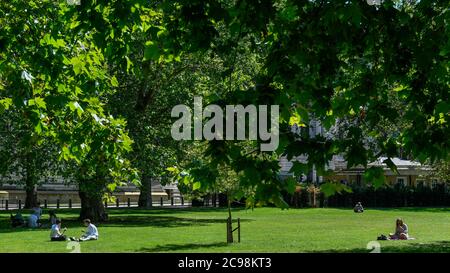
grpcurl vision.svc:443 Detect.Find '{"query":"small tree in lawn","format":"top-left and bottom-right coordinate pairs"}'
top-left (307, 184), bottom-right (321, 208)
top-left (171, 163), bottom-right (251, 243)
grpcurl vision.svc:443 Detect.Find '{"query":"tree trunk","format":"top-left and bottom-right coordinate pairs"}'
top-left (24, 154), bottom-right (38, 209)
top-left (138, 175), bottom-right (153, 208)
top-left (79, 190), bottom-right (108, 222)
top-left (24, 185), bottom-right (37, 209)
top-left (226, 193), bottom-right (233, 243)
top-left (78, 179), bottom-right (108, 222)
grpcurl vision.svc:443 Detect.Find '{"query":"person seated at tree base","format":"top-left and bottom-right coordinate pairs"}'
top-left (28, 212), bottom-right (41, 228)
top-left (389, 218), bottom-right (409, 240)
top-left (353, 202), bottom-right (364, 213)
top-left (11, 213), bottom-right (26, 228)
top-left (50, 219), bottom-right (67, 241)
top-left (69, 219), bottom-right (98, 242)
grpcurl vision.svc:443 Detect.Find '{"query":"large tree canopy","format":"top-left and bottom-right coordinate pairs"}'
top-left (165, 0), bottom-right (450, 206)
top-left (1, 0), bottom-right (449, 213)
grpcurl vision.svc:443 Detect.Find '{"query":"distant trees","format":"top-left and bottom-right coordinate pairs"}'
top-left (427, 160), bottom-right (450, 184)
top-left (0, 110), bottom-right (60, 208)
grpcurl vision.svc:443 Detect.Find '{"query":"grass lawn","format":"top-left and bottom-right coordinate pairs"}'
top-left (0, 207), bottom-right (449, 253)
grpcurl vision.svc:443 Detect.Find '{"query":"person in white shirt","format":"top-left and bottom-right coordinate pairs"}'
top-left (79, 219), bottom-right (98, 241)
top-left (389, 218), bottom-right (409, 240)
top-left (50, 219), bottom-right (67, 241)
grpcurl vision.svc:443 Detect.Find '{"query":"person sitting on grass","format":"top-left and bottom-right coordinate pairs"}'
top-left (389, 218), bottom-right (409, 240)
top-left (40, 210), bottom-right (58, 228)
top-left (353, 202), bottom-right (364, 213)
top-left (10, 212), bottom-right (26, 228)
top-left (70, 219), bottom-right (98, 242)
top-left (32, 202), bottom-right (42, 220)
top-left (49, 210), bottom-right (58, 226)
top-left (50, 219), bottom-right (67, 241)
top-left (28, 211), bottom-right (40, 228)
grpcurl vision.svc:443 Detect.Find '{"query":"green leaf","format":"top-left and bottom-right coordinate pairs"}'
top-left (192, 181), bottom-right (201, 191)
top-left (289, 161), bottom-right (308, 175)
top-left (68, 101), bottom-right (84, 117)
top-left (284, 177), bottom-right (297, 194)
top-left (34, 121), bottom-right (43, 134)
top-left (363, 167), bottom-right (386, 188)
top-left (110, 76), bottom-right (119, 87)
top-left (125, 56), bottom-right (133, 73)
top-left (70, 57), bottom-right (84, 75)
top-left (279, 3), bottom-right (298, 22)
top-left (435, 101), bottom-right (449, 115)
top-left (70, 20), bottom-right (80, 29)
top-left (383, 158), bottom-right (400, 175)
top-left (393, 85), bottom-right (407, 92)
top-left (106, 183), bottom-right (117, 192)
top-left (29, 97), bottom-right (46, 109)
top-left (272, 195), bottom-right (290, 209)
top-left (0, 98), bottom-right (13, 113)
top-left (143, 41), bottom-right (160, 61)
top-left (166, 166), bottom-right (178, 172)
top-left (320, 182), bottom-right (352, 197)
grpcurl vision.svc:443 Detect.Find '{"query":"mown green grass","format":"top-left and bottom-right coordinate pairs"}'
top-left (0, 207), bottom-right (449, 253)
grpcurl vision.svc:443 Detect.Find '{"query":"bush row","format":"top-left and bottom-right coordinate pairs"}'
top-left (284, 184), bottom-right (450, 208)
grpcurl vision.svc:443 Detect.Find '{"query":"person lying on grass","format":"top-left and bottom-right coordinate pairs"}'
top-left (389, 218), bottom-right (409, 240)
top-left (50, 219), bottom-right (67, 241)
top-left (70, 219), bottom-right (98, 242)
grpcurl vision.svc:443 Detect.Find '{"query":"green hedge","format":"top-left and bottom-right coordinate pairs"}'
top-left (283, 183), bottom-right (450, 208)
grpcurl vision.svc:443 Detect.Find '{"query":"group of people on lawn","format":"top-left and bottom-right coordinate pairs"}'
top-left (10, 203), bottom-right (46, 228)
top-left (50, 218), bottom-right (98, 242)
top-left (11, 203), bottom-right (99, 242)
top-left (12, 202), bottom-right (411, 241)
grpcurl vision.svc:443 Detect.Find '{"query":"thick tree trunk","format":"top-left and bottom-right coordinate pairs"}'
top-left (79, 190), bottom-right (108, 222)
top-left (24, 185), bottom-right (38, 209)
top-left (138, 175), bottom-right (153, 208)
top-left (78, 179), bottom-right (108, 222)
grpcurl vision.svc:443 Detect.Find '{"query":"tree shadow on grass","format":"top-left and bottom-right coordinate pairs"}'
top-left (0, 214), bottom-right (252, 233)
top-left (102, 215), bottom-right (252, 228)
top-left (136, 242), bottom-right (229, 253)
top-left (103, 207), bottom-right (248, 216)
top-left (309, 241), bottom-right (450, 253)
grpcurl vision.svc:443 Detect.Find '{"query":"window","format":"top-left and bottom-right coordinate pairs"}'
top-left (407, 177), bottom-right (413, 187)
top-left (416, 180), bottom-right (425, 188)
top-left (356, 175), bottom-right (362, 186)
top-left (396, 177), bottom-right (407, 186)
top-left (432, 179), bottom-right (438, 189)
